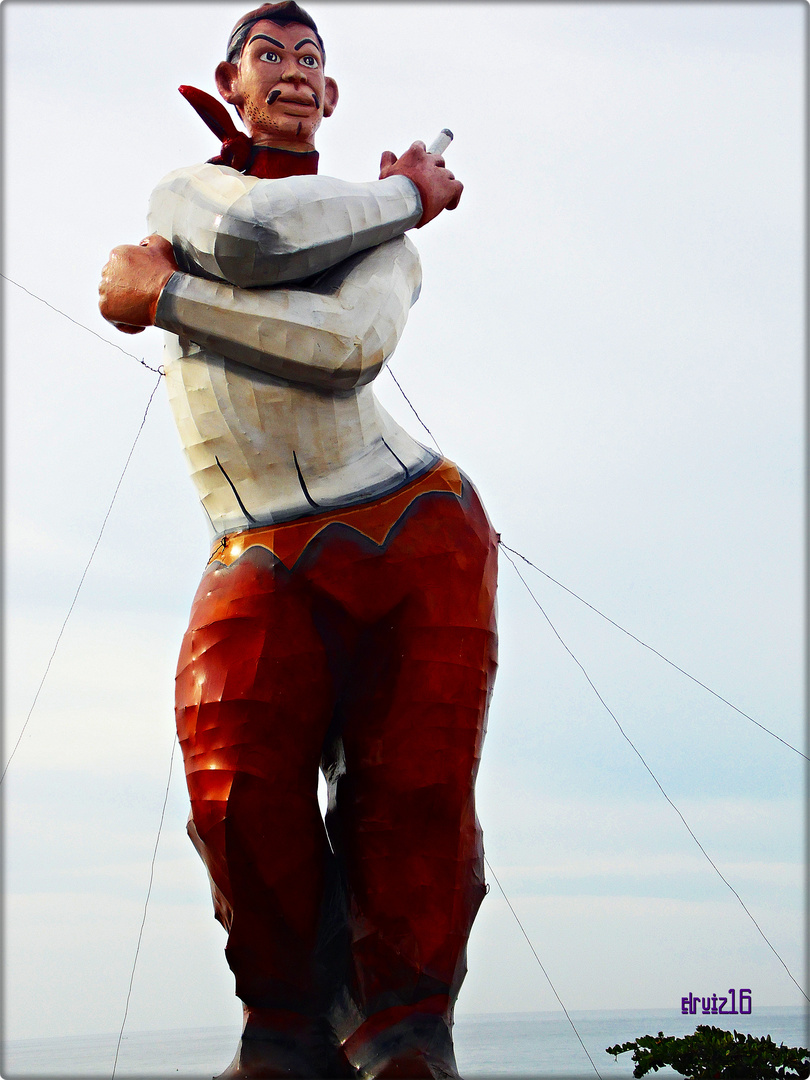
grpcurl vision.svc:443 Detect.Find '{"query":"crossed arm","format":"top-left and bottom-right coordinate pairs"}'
top-left (147, 165), bottom-right (423, 289)
top-left (156, 235), bottom-right (421, 391)
top-left (99, 141), bottom-right (460, 387)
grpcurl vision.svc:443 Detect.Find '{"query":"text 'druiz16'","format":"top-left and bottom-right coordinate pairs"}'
top-left (681, 989), bottom-right (752, 1016)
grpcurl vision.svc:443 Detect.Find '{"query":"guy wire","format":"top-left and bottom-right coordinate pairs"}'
top-left (500, 543), bottom-right (808, 1004)
top-left (7, 282), bottom-right (804, 1067)
top-left (485, 856), bottom-right (604, 1079)
top-left (386, 369), bottom-right (802, 764)
top-left (111, 736), bottom-right (178, 1080)
top-left (2, 273), bottom-right (164, 374)
top-left (387, 364), bottom-right (443, 455)
top-left (1, 276), bottom-right (174, 1074)
top-left (1, 373), bottom-right (164, 785)
top-left (500, 542), bottom-right (806, 762)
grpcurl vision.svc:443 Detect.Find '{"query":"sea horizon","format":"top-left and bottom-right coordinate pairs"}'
top-left (3, 1004), bottom-right (806, 1079)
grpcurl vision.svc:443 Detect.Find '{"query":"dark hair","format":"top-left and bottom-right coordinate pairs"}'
top-left (226, 2), bottom-right (325, 65)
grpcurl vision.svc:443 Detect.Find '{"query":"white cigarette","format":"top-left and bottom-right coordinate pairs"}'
top-left (427, 129), bottom-right (453, 156)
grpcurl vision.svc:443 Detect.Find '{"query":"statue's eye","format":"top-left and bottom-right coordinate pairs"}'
top-left (300, 55), bottom-right (319, 68)
top-left (259, 50), bottom-right (281, 63)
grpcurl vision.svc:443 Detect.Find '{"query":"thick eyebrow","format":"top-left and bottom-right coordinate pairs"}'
top-left (247, 33), bottom-right (285, 50)
top-left (294, 37), bottom-right (320, 52)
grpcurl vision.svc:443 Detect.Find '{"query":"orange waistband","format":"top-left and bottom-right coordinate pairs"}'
top-left (207, 459), bottom-right (462, 571)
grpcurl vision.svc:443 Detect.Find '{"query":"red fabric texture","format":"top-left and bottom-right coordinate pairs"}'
top-left (175, 471), bottom-right (498, 1058)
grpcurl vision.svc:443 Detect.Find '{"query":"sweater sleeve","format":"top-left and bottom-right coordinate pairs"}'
top-left (147, 162), bottom-right (422, 289)
top-left (154, 235), bottom-right (422, 391)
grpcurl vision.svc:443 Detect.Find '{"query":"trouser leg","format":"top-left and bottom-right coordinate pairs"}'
top-left (174, 479), bottom-right (497, 1078)
top-left (312, 485), bottom-right (499, 1077)
top-left (337, 623), bottom-right (492, 1078)
top-left (175, 549), bottom-right (353, 1074)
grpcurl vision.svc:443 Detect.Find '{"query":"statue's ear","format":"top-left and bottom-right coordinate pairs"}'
top-left (323, 77), bottom-right (339, 118)
top-left (215, 61), bottom-right (243, 108)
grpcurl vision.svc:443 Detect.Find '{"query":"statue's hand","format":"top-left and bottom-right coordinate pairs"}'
top-left (99, 235), bottom-right (178, 333)
top-left (380, 141), bottom-right (463, 228)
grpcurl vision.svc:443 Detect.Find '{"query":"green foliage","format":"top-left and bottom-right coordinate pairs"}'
top-left (605, 1024), bottom-right (810, 1079)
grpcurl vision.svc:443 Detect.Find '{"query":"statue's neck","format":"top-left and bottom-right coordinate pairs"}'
top-left (245, 145), bottom-right (319, 179)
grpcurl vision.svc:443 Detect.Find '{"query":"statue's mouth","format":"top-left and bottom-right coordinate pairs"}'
top-left (266, 91), bottom-right (320, 110)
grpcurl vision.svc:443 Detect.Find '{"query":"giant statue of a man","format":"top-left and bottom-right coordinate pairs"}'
top-left (99, 5), bottom-right (497, 1077)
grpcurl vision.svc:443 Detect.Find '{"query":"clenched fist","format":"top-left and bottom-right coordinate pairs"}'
top-left (379, 141), bottom-right (463, 228)
top-left (99, 234), bottom-right (179, 334)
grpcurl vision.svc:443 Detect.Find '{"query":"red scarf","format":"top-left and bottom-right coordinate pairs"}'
top-left (179, 85), bottom-right (319, 179)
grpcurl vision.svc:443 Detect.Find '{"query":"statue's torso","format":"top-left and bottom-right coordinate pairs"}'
top-left (162, 335), bottom-right (436, 536)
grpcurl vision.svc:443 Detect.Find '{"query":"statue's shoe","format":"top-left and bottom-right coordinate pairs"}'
top-left (214, 1032), bottom-right (358, 1079)
top-left (366, 1049), bottom-right (461, 1080)
top-left (345, 1010), bottom-right (461, 1080)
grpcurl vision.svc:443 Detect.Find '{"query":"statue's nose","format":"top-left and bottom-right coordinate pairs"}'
top-left (280, 66), bottom-right (307, 85)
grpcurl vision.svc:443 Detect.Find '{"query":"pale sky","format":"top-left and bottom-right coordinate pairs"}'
top-left (3, 0), bottom-right (805, 1058)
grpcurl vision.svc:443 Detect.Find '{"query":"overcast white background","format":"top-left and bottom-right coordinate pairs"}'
top-left (3, 0), bottom-right (805, 1058)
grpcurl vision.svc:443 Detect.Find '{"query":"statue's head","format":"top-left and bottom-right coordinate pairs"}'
top-left (215, 1), bottom-right (338, 151)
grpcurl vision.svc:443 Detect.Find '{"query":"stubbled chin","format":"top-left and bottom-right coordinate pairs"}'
top-left (245, 101), bottom-right (320, 142)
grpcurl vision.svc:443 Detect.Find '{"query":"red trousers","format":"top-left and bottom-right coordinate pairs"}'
top-left (175, 464), bottom-right (498, 1067)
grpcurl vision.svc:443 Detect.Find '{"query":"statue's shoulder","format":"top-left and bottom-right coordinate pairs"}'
top-left (152, 161), bottom-right (258, 199)
top-left (148, 163), bottom-right (262, 239)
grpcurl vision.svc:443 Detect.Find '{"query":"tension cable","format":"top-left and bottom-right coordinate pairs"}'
top-left (500, 542), bottom-right (806, 762)
top-left (500, 544), bottom-right (808, 1004)
top-left (485, 856), bottom-right (604, 1078)
top-left (1, 273), bottom-right (164, 375)
top-left (387, 366), bottom-right (443, 455)
top-left (7, 282), bottom-right (803, 1077)
top-left (0, 275), bottom-right (176, 1076)
top-left (110, 736), bottom-right (178, 1080)
top-left (1, 273), bottom-right (165, 785)
top-left (2, 374), bottom-right (163, 785)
